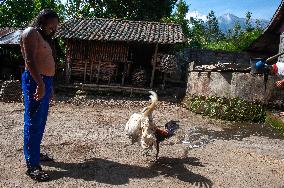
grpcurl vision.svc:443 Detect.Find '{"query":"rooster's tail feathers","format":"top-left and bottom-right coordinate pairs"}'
top-left (142, 91), bottom-right (158, 117)
top-left (165, 120), bottom-right (179, 136)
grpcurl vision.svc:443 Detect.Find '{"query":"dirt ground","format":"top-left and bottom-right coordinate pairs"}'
top-left (1, 93), bottom-right (284, 188)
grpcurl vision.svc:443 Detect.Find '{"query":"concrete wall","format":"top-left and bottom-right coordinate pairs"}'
top-left (187, 71), bottom-right (284, 103)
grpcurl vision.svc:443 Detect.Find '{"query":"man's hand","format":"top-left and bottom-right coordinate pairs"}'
top-left (275, 80), bottom-right (284, 88)
top-left (34, 83), bottom-right (45, 101)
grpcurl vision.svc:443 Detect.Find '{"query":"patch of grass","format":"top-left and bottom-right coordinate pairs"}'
top-left (265, 112), bottom-right (284, 135)
top-left (183, 95), bottom-right (266, 123)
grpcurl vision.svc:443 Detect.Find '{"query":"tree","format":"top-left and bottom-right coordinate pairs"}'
top-left (198, 11), bottom-right (263, 52)
top-left (0, 0), bottom-right (64, 27)
top-left (162, 0), bottom-right (190, 38)
top-left (245, 11), bottom-right (253, 32)
top-left (188, 17), bottom-right (206, 48)
top-left (172, 0), bottom-right (190, 36)
top-left (206, 10), bottom-right (223, 42)
top-left (54, 0), bottom-right (178, 21)
top-left (0, 0), bottom-right (179, 26)
top-left (255, 19), bottom-right (262, 30)
top-left (62, 0), bottom-right (94, 19)
top-left (0, 0), bottom-right (36, 27)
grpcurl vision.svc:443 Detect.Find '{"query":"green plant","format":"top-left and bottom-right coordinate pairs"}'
top-left (184, 95), bottom-right (266, 123)
top-left (265, 113), bottom-right (284, 135)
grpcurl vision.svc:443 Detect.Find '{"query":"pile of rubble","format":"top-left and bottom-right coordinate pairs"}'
top-left (193, 62), bottom-right (251, 72)
top-left (0, 80), bottom-right (22, 102)
top-left (154, 53), bottom-right (177, 73)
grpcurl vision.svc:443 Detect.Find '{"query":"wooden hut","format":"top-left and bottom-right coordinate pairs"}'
top-left (55, 18), bottom-right (186, 90)
top-left (0, 28), bottom-right (24, 80)
top-left (247, 0), bottom-right (284, 59)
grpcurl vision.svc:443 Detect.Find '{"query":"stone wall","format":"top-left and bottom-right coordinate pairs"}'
top-left (185, 49), bottom-right (284, 106)
top-left (187, 72), bottom-right (284, 103)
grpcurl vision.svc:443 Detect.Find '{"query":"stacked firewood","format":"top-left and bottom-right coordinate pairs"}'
top-left (99, 62), bottom-right (118, 82)
top-left (0, 80), bottom-right (22, 102)
top-left (132, 69), bottom-right (148, 87)
top-left (153, 53), bottom-right (177, 73)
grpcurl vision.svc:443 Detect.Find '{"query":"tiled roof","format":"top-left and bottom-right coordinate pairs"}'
top-left (55, 17), bottom-right (186, 44)
top-left (0, 29), bottom-right (23, 45)
top-left (0, 27), bottom-right (16, 37)
top-left (246, 0), bottom-right (284, 54)
top-left (263, 0), bottom-right (284, 33)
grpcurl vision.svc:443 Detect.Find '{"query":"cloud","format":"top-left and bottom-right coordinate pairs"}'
top-left (186, 10), bottom-right (208, 21)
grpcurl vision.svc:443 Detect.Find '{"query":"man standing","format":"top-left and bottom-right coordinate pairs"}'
top-left (256, 60), bottom-right (284, 115)
top-left (20, 9), bottom-right (59, 181)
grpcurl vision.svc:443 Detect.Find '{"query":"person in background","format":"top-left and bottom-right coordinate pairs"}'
top-left (20, 8), bottom-right (59, 181)
top-left (255, 60), bottom-right (284, 116)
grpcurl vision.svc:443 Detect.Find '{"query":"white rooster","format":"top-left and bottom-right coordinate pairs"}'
top-left (125, 91), bottom-right (179, 160)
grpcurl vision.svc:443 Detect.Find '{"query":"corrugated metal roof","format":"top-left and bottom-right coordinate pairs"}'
top-left (0, 29), bottom-right (23, 45)
top-left (55, 17), bottom-right (186, 44)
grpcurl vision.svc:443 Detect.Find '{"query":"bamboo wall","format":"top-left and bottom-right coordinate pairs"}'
top-left (66, 40), bottom-right (128, 62)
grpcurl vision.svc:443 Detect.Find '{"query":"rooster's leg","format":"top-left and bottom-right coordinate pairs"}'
top-left (155, 141), bottom-right (160, 160)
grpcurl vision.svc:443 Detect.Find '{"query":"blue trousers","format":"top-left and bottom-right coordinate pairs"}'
top-left (22, 70), bottom-right (53, 168)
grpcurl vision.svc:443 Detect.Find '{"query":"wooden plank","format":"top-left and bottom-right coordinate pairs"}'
top-left (66, 58), bottom-right (71, 84)
top-left (96, 61), bottom-right (101, 84)
top-left (121, 63), bottom-right (127, 86)
top-left (73, 83), bottom-right (150, 91)
top-left (150, 43), bottom-right (158, 88)
top-left (84, 60), bottom-right (87, 83)
top-left (108, 62), bottom-right (111, 85)
top-left (90, 61), bottom-right (93, 82)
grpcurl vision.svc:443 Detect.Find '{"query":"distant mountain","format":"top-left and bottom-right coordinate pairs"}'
top-left (217, 13), bottom-right (269, 33)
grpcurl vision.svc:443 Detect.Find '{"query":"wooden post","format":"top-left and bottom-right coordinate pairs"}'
top-left (96, 61), bottom-right (101, 84)
top-left (108, 62), bottom-right (111, 85)
top-left (90, 61), bottom-right (93, 82)
top-left (162, 72), bottom-right (166, 90)
top-left (65, 40), bottom-right (70, 84)
top-left (115, 65), bottom-right (118, 82)
top-left (84, 60), bottom-right (87, 83)
top-left (150, 43), bottom-right (158, 88)
top-left (121, 63), bottom-right (127, 86)
top-left (66, 58), bottom-right (71, 84)
top-left (127, 61), bottom-right (131, 75)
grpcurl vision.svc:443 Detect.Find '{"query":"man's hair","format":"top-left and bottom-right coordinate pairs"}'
top-left (30, 9), bottom-right (59, 28)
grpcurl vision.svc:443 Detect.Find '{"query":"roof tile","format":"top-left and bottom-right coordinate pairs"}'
top-left (55, 17), bottom-right (186, 44)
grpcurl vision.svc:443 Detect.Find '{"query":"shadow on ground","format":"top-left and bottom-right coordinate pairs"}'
top-left (43, 157), bottom-right (213, 187)
top-left (54, 89), bottom-right (185, 104)
top-left (186, 123), bottom-right (284, 143)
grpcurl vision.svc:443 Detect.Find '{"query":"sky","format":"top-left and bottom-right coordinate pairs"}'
top-left (185, 0), bottom-right (282, 21)
top-left (59, 0), bottom-right (282, 21)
